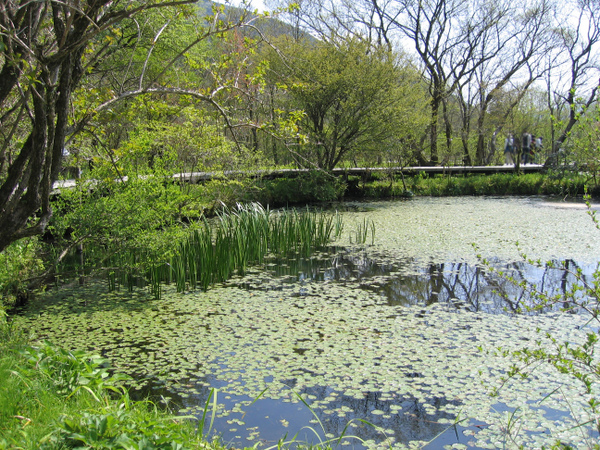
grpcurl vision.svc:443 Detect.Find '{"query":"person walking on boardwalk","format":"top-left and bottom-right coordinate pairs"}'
top-left (533, 136), bottom-right (543, 164)
top-left (522, 132), bottom-right (532, 164)
top-left (504, 134), bottom-right (514, 165)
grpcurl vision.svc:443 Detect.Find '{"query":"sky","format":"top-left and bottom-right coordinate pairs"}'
top-left (227, 0), bottom-right (268, 12)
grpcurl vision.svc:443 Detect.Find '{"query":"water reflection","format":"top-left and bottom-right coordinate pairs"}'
top-left (236, 250), bottom-right (597, 315)
top-left (126, 247), bottom-right (598, 448)
top-left (133, 372), bottom-right (466, 448)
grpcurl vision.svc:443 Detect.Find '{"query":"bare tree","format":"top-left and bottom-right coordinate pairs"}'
top-left (377, 0), bottom-right (501, 164)
top-left (469, 0), bottom-right (555, 165)
top-left (545, 0), bottom-right (600, 166)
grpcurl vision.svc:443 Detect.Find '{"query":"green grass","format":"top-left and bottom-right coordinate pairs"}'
top-left (0, 311), bottom-right (220, 449)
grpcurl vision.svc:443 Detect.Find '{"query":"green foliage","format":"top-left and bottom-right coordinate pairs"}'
top-left (198, 178), bottom-right (263, 211)
top-left (91, 100), bottom-right (264, 180)
top-left (18, 342), bottom-right (129, 399)
top-left (0, 239), bottom-right (45, 309)
top-left (0, 336), bottom-right (209, 449)
top-left (0, 0), bottom-right (269, 252)
top-left (259, 170), bottom-right (347, 205)
top-left (340, 172), bottom-right (587, 199)
top-left (558, 95), bottom-right (600, 187)
top-left (405, 173), bottom-right (586, 198)
top-left (50, 177), bottom-right (199, 283)
top-left (269, 37), bottom-right (427, 169)
top-left (46, 403), bottom-right (200, 450)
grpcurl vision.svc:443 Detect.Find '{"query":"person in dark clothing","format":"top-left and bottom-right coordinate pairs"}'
top-left (522, 132), bottom-right (532, 164)
top-left (504, 134), bottom-right (514, 165)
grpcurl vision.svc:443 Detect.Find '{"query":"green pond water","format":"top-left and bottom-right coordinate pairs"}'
top-left (20, 196), bottom-right (600, 449)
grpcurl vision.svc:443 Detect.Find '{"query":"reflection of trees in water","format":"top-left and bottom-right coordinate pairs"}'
top-left (355, 257), bottom-right (594, 314)
top-left (139, 372), bottom-right (459, 446)
top-left (281, 384), bottom-right (458, 444)
top-left (254, 251), bottom-right (595, 315)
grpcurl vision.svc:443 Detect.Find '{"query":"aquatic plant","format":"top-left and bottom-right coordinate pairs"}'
top-left (22, 197), bottom-right (599, 448)
top-left (265, 389), bottom-right (373, 450)
top-left (349, 217), bottom-right (375, 246)
top-left (116, 203), bottom-right (347, 298)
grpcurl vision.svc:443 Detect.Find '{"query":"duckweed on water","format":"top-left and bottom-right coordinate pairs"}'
top-left (20, 276), bottom-right (595, 448)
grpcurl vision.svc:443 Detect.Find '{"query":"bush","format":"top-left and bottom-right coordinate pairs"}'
top-left (260, 170), bottom-right (347, 205)
top-left (0, 239), bottom-right (45, 310)
top-left (390, 173), bottom-right (588, 198)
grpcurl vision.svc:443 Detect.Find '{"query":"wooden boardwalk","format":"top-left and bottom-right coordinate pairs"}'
top-left (172, 164), bottom-right (544, 183)
top-left (53, 164), bottom-right (545, 191)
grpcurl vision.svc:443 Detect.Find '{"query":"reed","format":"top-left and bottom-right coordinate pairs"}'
top-left (350, 217), bottom-right (376, 245)
top-left (104, 203), bottom-right (346, 298)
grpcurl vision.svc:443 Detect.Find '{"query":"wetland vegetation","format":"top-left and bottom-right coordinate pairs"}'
top-left (4, 196), bottom-right (600, 449)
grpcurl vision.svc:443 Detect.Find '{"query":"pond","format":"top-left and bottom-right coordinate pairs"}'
top-left (21, 196), bottom-right (600, 449)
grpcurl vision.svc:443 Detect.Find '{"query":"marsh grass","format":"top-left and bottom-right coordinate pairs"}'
top-left (103, 203), bottom-right (345, 298)
top-left (350, 217), bottom-right (376, 245)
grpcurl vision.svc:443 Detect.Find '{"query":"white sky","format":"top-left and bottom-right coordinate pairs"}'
top-left (227, 0), bottom-right (267, 12)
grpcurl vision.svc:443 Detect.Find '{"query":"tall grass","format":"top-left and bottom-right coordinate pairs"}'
top-left (350, 217), bottom-right (376, 245)
top-left (106, 203), bottom-right (345, 299)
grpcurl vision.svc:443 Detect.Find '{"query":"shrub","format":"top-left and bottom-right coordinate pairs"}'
top-left (260, 171), bottom-right (347, 205)
top-left (0, 239), bottom-right (45, 310)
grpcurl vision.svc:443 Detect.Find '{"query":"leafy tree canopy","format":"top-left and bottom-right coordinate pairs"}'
top-left (269, 36), bottom-right (427, 170)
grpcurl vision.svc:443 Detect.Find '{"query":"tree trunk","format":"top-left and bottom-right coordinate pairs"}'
top-left (429, 93), bottom-right (442, 165)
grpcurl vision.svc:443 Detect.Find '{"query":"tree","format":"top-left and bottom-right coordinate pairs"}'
top-left (470, 0), bottom-right (554, 165)
top-left (270, 37), bottom-right (424, 170)
top-left (0, 0), bottom-right (261, 253)
top-left (385, 0), bottom-right (557, 166)
top-left (384, 0), bottom-right (484, 165)
top-left (545, 0), bottom-right (600, 167)
top-left (269, 0), bottom-right (561, 167)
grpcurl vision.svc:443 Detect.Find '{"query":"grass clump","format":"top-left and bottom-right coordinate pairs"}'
top-left (108, 203), bottom-right (345, 298)
top-left (0, 312), bottom-right (217, 449)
